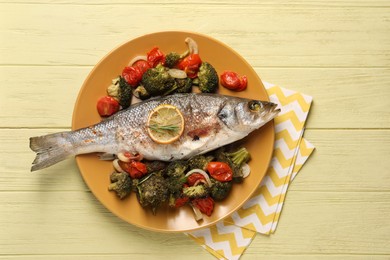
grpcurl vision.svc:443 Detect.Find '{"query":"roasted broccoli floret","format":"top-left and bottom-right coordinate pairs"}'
top-left (225, 147), bottom-right (251, 167)
top-left (173, 77), bottom-right (193, 93)
top-left (164, 50), bottom-right (189, 68)
top-left (210, 178), bottom-right (232, 201)
top-left (143, 160), bottom-right (167, 173)
top-left (188, 154), bottom-right (214, 171)
top-left (107, 76), bottom-right (133, 108)
top-left (133, 85), bottom-right (151, 100)
top-left (164, 52), bottom-right (181, 68)
top-left (166, 175), bottom-right (187, 195)
top-left (215, 147), bottom-right (251, 183)
top-left (165, 160), bottom-right (188, 178)
top-left (141, 64), bottom-right (176, 96)
top-left (197, 62), bottom-right (219, 93)
top-left (136, 173), bottom-right (168, 214)
top-left (183, 185), bottom-right (209, 199)
top-left (108, 171), bottom-right (132, 199)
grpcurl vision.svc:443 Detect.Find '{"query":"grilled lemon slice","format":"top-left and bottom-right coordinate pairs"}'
top-left (147, 104), bottom-right (185, 144)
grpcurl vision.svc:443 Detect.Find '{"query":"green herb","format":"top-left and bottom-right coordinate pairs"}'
top-left (148, 124), bottom-right (180, 133)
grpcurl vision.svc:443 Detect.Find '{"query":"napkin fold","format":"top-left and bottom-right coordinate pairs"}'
top-left (187, 82), bottom-right (315, 259)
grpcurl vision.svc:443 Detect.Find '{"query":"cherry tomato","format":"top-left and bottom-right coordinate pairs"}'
top-left (178, 54), bottom-right (202, 78)
top-left (133, 60), bottom-right (151, 74)
top-left (187, 173), bottom-right (206, 186)
top-left (147, 47), bottom-right (165, 67)
top-left (96, 96), bottom-right (120, 117)
top-left (119, 160), bottom-right (148, 179)
top-left (207, 162), bottom-right (233, 182)
top-left (220, 71), bottom-right (248, 91)
top-left (122, 66), bottom-right (143, 87)
top-left (192, 197), bottom-right (214, 216)
top-left (174, 196), bottom-right (189, 208)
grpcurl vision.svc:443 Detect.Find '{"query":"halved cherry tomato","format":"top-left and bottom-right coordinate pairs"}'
top-left (187, 173), bottom-right (206, 186)
top-left (122, 66), bottom-right (143, 87)
top-left (178, 54), bottom-right (202, 78)
top-left (174, 196), bottom-right (189, 208)
top-left (207, 162), bottom-right (233, 182)
top-left (192, 197), bottom-right (214, 216)
top-left (147, 47), bottom-right (165, 67)
top-left (96, 96), bottom-right (120, 117)
top-left (133, 60), bottom-right (151, 74)
top-left (236, 75), bottom-right (248, 91)
top-left (119, 160), bottom-right (148, 179)
top-left (220, 71), bottom-right (248, 91)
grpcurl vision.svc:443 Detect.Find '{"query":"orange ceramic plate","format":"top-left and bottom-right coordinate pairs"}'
top-left (72, 31), bottom-right (275, 233)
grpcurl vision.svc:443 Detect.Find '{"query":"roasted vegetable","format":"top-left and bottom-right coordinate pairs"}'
top-left (188, 154), bottom-right (214, 171)
top-left (166, 175), bottom-right (187, 195)
top-left (143, 160), bottom-right (168, 173)
top-left (108, 171), bottom-right (132, 199)
top-left (107, 76), bottom-right (133, 108)
top-left (183, 184), bottom-right (209, 199)
top-left (136, 172), bottom-right (168, 214)
top-left (165, 160), bottom-right (188, 178)
top-left (215, 147), bottom-right (251, 182)
top-left (226, 147), bottom-right (251, 167)
top-left (210, 178), bottom-right (232, 201)
top-left (173, 77), bottom-right (193, 93)
top-left (164, 50), bottom-right (189, 68)
top-left (133, 85), bottom-right (151, 100)
top-left (197, 62), bottom-right (219, 93)
top-left (141, 64), bottom-right (176, 96)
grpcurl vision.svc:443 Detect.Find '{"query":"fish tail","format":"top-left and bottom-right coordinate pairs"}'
top-left (29, 132), bottom-right (74, 172)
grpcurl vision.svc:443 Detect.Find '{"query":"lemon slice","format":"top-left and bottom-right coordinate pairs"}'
top-left (147, 104), bottom-right (185, 144)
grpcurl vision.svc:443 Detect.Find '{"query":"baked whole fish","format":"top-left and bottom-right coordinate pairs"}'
top-left (30, 93), bottom-right (280, 171)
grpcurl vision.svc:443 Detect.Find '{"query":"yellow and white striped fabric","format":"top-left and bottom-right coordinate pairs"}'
top-left (187, 83), bottom-right (315, 259)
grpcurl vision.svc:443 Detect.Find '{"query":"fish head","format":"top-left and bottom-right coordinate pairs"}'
top-left (218, 98), bottom-right (280, 133)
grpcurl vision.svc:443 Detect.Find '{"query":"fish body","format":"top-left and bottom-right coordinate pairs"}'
top-left (30, 93), bottom-right (280, 171)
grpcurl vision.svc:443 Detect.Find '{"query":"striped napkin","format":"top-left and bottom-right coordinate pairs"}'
top-left (186, 82), bottom-right (315, 259)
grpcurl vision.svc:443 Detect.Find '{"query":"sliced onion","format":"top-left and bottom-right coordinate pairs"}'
top-left (185, 169), bottom-right (212, 187)
top-left (113, 159), bottom-right (124, 172)
top-left (185, 37), bottom-right (198, 54)
top-left (117, 152), bottom-right (131, 163)
top-left (190, 203), bottom-right (203, 221)
top-left (193, 179), bottom-right (207, 186)
top-left (168, 69), bottom-right (187, 79)
top-left (128, 55), bottom-right (147, 66)
top-left (242, 163), bottom-right (251, 178)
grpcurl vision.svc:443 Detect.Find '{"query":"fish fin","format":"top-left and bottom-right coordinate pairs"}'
top-left (99, 153), bottom-right (116, 161)
top-left (30, 132), bottom-right (73, 172)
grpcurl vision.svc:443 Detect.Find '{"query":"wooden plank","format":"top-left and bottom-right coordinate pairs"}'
top-left (0, 255), bottom-right (388, 260)
top-left (1, 66), bottom-right (389, 128)
top-left (0, 4), bottom-right (389, 67)
top-left (292, 129), bottom-right (390, 192)
top-left (1, 0), bottom-right (390, 7)
top-left (0, 256), bottom-right (212, 260)
top-left (246, 191), bottom-right (390, 256)
top-left (0, 66), bottom-right (84, 128)
top-left (0, 190), bottom-right (388, 256)
top-left (0, 191), bottom-right (211, 257)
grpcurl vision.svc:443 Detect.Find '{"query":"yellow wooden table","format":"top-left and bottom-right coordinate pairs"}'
top-left (1, 1), bottom-right (389, 259)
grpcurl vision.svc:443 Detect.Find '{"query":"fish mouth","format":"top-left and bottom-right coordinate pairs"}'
top-left (263, 101), bottom-right (281, 119)
top-left (268, 102), bottom-right (281, 113)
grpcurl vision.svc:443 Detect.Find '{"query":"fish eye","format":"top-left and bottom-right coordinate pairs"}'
top-left (248, 101), bottom-right (262, 111)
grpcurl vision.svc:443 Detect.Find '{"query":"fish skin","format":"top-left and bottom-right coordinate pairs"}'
top-left (30, 93), bottom-right (280, 171)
